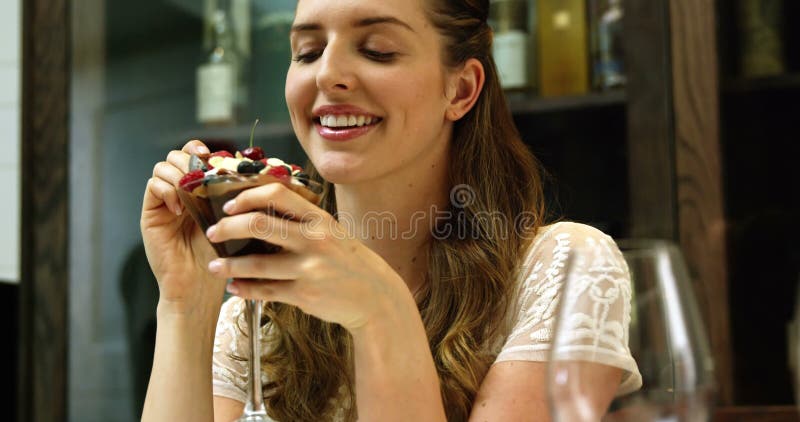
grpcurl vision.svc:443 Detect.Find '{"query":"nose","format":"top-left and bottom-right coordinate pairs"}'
top-left (316, 42), bottom-right (357, 94)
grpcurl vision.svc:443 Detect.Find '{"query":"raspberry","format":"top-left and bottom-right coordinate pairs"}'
top-left (210, 150), bottom-right (234, 159)
top-left (290, 164), bottom-right (303, 173)
top-left (179, 169), bottom-right (205, 191)
top-left (266, 165), bottom-right (290, 179)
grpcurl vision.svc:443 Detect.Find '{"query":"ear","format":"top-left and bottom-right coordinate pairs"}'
top-left (444, 58), bottom-right (485, 122)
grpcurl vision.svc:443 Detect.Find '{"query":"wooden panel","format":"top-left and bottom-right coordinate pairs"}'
top-left (714, 406), bottom-right (800, 422)
top-left (669, 0), bottom-right (734, 406)
top-left (18, 0), bottom-right (70, 420)
top-left (622, 0), bottom-right (677, 239)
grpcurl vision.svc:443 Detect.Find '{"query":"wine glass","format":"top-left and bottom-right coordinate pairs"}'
top-left (178, 168), bottom-right (323, 421)
top-left (547, 239), bottom-right (715, 421)
top-left (239, 298), bottom-right (268, 421)
top-left (234, 179), bottom-right (323, 422)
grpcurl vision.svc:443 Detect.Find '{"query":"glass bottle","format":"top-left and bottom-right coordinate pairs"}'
top-left (594, 0), bottom-right (625, 90)
top-left (738, 0), bottom-right (785, 78)
top-left (490, 0), bottom-right (530, 92)
top-left (197, 0), bottom-right (240, 126)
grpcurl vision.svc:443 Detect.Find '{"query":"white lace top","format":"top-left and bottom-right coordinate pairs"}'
top-left (212, 222), bottom-right (642, 418)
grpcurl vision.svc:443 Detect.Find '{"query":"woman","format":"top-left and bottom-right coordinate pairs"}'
top-left (141, 0), bottom-right (641, 420)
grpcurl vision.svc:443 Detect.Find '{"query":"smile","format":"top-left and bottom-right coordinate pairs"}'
top-left (316, 114), bottom-right (384, 129)
top-left (313, 114), bottom-right (383, 142)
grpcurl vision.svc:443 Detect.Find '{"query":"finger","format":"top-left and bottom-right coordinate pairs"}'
top-left (206, 212), bottom-right (310, 251)
top-left (167, 141), bottom-right (210, 173)
top-left (166, 150), bottom-right (190, 174)
top-left (181, 139), bottom-right (210, 156)
top-left (143, 177), bottom-right (182, 215)
top-left (224, 182), bottom-right (327, 223)
top-left (152, 161), bottom-right (186, 188)
top-left (207, 252), bottom-right (303, 280)
top-left (227, 279), bottom-right (298, 305)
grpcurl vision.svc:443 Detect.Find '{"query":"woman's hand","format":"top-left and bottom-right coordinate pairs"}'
top-left (204, 182), bottom-right (410, 331)
top-left (141, 140), bottom-right (224, 314)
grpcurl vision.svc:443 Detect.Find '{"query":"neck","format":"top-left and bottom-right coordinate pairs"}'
top-left (333, 146), bottom-right (450, 294)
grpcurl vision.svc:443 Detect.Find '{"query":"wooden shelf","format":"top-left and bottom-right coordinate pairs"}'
top-left (714, 406), bottom-right (800, 422)
top-left (723, 73), bottom-right (800, 94)
top-left (508, 90), bottom-right (626, 115)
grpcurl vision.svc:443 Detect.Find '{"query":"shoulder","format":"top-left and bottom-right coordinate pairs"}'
top-left (522, 222), bottom-right (621, 265)
top-left (515, 221), bottom-right (627, 293)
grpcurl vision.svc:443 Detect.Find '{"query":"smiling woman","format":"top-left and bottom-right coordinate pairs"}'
top-left (140, 0), bottom-right (640, 421)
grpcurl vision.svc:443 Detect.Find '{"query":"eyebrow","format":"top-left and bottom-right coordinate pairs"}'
top-left (290, 16), bottom-right (415, 33)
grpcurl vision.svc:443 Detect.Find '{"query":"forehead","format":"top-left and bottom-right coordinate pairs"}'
top-left (294, 0), bottom-right (430, 29)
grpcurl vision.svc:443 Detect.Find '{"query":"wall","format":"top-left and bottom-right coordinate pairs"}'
top-left (0, 0), bottom-right (19, 283)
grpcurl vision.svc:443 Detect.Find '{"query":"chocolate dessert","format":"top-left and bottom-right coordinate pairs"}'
top-left (176, 150), bottom-right (321, 258)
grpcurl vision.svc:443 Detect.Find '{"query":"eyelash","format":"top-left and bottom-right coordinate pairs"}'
top-left (360, 48), bottom-right (397, 63)
top-left (292, 48), bottom-right (397, 64)
top-left (292, 51), bottom-right (322, 63)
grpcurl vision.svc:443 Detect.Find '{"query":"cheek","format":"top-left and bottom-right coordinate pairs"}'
top-left (375, 67), bottom-right (446, 120)
top-left (285, 67), bottom-right (312, 114)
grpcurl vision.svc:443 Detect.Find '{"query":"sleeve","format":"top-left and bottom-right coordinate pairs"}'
top-left (496, 222), bottom-right (642, 396)
top-left (212, 296), bottom-right (249, 403)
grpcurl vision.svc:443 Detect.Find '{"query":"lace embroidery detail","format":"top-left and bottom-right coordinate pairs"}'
top-left (212, 222), bottom-right (642, 413)
top-left (505, 231), bottom-right (571, 351)
top-left (496, 222), bottom-right (641, 395)
top-left (212, 298), bottom-right (249, 401)
top-left (557, 235), bottom-right (632, 358)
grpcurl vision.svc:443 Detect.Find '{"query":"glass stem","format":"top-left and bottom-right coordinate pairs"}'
top-left (243, 298), bottom-right (267, 416)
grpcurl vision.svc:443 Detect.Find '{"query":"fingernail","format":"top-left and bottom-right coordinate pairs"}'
top-left (206, 225), bottom-right (217, 239)
top-left (197, 146), bottom-right (210, 155)
top-left (208, 259), bottom-right (223, 273)
top-left (226, 282), bottom-right (239, 295)
top-left (174, 204), bottom-right (183, 216)
top-left (223, 200), bottom-right (236, 214)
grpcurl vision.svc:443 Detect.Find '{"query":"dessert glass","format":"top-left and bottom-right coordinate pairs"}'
top-left (177, 169), bottom-right (323, 421)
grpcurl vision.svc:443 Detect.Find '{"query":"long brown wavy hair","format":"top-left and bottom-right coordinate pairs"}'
top-left (254, 0), bottom-right (547, 420)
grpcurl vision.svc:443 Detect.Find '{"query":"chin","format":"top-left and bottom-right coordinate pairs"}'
top-left (310, 153), bottom-right (369, 185)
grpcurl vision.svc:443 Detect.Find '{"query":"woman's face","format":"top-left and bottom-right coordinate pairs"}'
top-left (286, 0), bottom-right (454, 185)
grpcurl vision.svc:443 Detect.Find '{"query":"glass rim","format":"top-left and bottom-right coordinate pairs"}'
top-left (182, 172), bottom-right (323, 193)
top-left (614, 238), bottom-right (683, 258)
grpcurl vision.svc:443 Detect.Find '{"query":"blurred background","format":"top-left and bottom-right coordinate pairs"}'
top-left (8, 0), bottom-right (800, 420)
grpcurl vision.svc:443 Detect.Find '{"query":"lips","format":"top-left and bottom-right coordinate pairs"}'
top-left (312, 104), bottom-right (383, 141)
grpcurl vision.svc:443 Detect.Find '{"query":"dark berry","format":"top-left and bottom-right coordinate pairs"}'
top-left (242, 146), bottom-right (265, 161)
top-left (237, 160), bottom-right (257, 174)
top-left (252, 160), bottom-right (266, 172)
top-left (179, 170), bottom-right (205, 191)
top-left (266, 166), bottom-right (290, 179)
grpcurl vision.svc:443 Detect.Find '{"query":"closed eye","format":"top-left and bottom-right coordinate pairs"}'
top-left (293, 50), bottom-right (323, 63)
top-left (360, 48), bottom-right (396, 63)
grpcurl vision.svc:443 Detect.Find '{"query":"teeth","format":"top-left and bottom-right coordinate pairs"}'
top-left (320, 114), bottom-right (379, 128)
